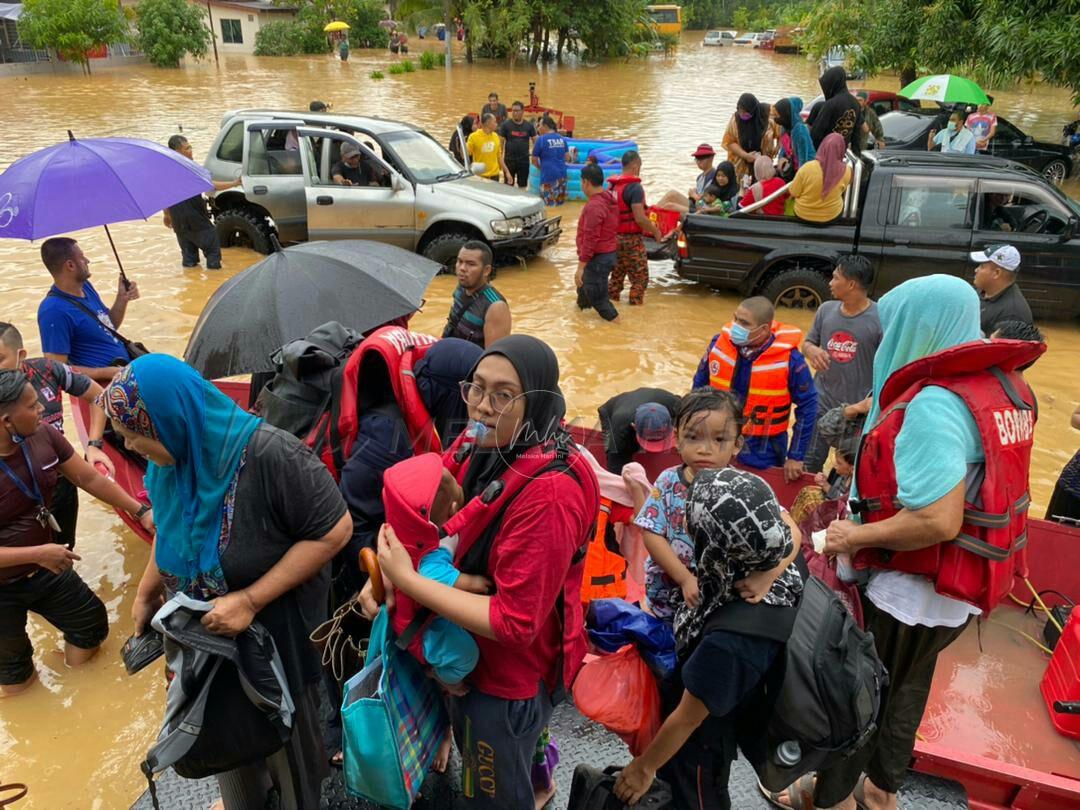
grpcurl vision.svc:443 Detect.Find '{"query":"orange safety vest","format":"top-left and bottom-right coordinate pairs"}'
top-left (707, 321), bottom-right (804, 438)
top-left (581, 497), bottom-right (631, 605)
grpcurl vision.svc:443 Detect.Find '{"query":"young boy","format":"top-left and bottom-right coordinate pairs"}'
top-left (575, 163), bottom-right (620, 322)
top-left (0, 322), bottom-right (113, 549)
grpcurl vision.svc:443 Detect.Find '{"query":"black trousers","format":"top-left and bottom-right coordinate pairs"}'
top-left (814, 595), bottom-right (969, 806)
top-left (51, 474), bottom-right (79, 549)
top-left (577, 252), bottom-right (619, 321)
top-left (176, 226), bottom-right (222, 269)
top-left (505, 156), bottom-right (531, 188)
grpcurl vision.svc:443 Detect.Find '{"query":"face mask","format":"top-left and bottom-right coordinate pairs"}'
top-left (946, 122), bottom-right (957, 133)
top-left (466, 419), bottom-right (490, 442)
top-left (738, 112), bottom-right (753, 122)
top-left (729, 323), bottom-right (752, 346)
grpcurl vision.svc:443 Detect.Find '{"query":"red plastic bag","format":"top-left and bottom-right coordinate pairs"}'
top-left (573, 645), bottom-right (661, 756)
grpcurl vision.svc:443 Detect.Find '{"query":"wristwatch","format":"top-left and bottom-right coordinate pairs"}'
top-left (87, 439), bottom-right (105, 449)
top-left (134, 504), bottom-right (151, 519)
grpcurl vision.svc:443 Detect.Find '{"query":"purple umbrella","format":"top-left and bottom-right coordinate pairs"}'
top-left (0, 131), bottom-right (214, 282)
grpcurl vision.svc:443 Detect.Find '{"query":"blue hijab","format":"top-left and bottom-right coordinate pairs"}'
top-left (104, 354), bottom-right (261, 592)
top-left (777, 96), bottom-right (816, 169)
top-left (864, 275), bottom-right (981, 429)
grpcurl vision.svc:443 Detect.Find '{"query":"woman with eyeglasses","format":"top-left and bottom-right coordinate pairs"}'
top-left (363, 335), bottom-right (600, 810)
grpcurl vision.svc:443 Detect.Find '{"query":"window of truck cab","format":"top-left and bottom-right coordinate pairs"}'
top-left (887, 175), bottom-right (974, 229)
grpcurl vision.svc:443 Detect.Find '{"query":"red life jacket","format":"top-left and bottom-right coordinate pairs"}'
top-left (306, 326), bottom-right (440, 480)
top-left (607, 174), bottom-right (645, 235)
top-left (851, 339), bottom-right (1044, 613)
top-left (392, 430), bottom-right (600, 691)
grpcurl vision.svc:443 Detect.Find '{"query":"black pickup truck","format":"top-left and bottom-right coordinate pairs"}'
top-left (675, 151), bottom-right (1080, 318)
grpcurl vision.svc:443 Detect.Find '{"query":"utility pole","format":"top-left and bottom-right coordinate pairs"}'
top-left (444, 0), bottom-right (452, 72)
top-left (206, 0), bottom-right (220, 65)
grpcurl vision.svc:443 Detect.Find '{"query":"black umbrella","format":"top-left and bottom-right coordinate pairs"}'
top-left (184, 240), bottom-right (440, 379)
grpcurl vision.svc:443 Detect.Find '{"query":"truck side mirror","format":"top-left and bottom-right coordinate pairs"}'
top-left (470, 162), bottom-right (487, 176)
top-left (392, 174), bottom-right (407, 193)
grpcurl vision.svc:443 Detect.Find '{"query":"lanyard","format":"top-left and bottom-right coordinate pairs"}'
top-left (0, 443), bottom-right (44, 506)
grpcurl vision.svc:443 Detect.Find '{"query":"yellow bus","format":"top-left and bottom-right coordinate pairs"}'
top-left (645, 5), bottom-right (683, 36)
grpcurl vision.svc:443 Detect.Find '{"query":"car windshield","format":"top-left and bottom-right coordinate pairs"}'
top-left (380, 129), bottom-right (467, 183)
top-left (881, 113), bottom-right (931, 143)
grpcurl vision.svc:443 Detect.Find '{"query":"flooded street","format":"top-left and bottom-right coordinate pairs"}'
top-left (1, 34), bottom-right (1078, 807)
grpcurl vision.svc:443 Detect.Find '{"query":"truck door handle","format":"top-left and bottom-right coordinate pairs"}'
top-left (893, 238), bottom-right (910, 245)
top-left (252, 185), bottom-right (267, 195)
top-left (316, 196), bottom-right (334, 206)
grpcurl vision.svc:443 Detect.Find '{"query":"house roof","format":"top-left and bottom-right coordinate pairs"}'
top-left (209, 0), bottom-right (297, 12)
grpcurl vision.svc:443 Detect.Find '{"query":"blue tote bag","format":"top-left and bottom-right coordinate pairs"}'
top-left (341, 606), bottom-right (449, 809)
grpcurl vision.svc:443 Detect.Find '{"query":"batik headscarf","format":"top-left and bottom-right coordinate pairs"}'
top-left (673, 467), bottom-right (803, 649)
top-left (103, 354), bottom-right (261, 595)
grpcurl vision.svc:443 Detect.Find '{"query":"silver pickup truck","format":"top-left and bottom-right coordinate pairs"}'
top-left (204, 110), bottom-right (561, 267)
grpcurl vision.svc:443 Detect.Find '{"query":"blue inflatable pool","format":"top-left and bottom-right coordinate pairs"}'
top-left (528, 138), bottom-right (638, 201)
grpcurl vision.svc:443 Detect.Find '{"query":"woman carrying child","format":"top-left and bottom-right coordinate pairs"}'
top-left (368, 335), bottom-right (600, 809)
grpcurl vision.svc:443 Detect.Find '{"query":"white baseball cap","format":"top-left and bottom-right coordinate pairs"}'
top-left (970, 244), bottom-right (1021, 272)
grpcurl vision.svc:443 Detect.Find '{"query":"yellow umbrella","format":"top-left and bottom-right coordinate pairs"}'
top-left (323, 21), bottom-right (350, 33)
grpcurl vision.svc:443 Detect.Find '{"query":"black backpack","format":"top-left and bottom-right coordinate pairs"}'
top-left (757, 576), bottom-right (888, 792)
top-left (256, 321), bottom-right (362, 440)
top-left (567, 765), bottom-right (672, 810)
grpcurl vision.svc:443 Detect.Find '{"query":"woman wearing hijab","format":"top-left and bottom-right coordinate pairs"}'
top-left (739, 156), bottom-right (787, 216)
top-left (781, 276), bottom-right (994, 810)
top-left (788, 132), bottom-right (852, 222)
top-left (414, 337), bottom-right (484, 448)
top-left (370, 335), bottom-right (599, 810)
top-left (614, 466), bottom-right (802, 808)
top-left (809, 66), bottom-right (862, 153)
top-left (722, 93), bottom-right (780, 188)
top-left (449, 114), bottom-right (478, 165)
top-left (108, 355), bottom-right (351, 809)
top-left (773, 97), bottom-right (816, 179)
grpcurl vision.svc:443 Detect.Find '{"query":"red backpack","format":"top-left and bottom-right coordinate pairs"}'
top-left (852, 339), bottom-right (1044, 613)
top-left (306, 326), bottom-right (440, 479)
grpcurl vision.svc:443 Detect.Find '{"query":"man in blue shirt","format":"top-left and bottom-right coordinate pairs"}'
top-left (531, 115), bottom-right (569, 206)
top-left (693, 296), bottom-right (817, 480)
top-left (36, 238), bottom-right (141, 384)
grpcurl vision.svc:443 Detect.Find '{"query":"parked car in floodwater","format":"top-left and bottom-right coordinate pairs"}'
top-left (204, 109), bottom-right (561, 269)
top-left (703, 30), bottom-right (735, 46)
top-left (676, 151), bottom-right (1080, 319)
top-left (880, 109), bottom-right (1076, 184)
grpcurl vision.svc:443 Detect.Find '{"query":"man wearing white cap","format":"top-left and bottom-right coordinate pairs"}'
top-left (970, 244), bottom-right (1033, 336)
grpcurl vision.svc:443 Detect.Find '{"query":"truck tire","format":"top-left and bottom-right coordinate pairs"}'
top-left (759, 265), bottom-right (831, 311)
top-left (422, 231), bottom-right (475, 273)
top-left (215, 208), bottom-right (275, 254)
top-left (1042, 158), bottom-right (1069, 185)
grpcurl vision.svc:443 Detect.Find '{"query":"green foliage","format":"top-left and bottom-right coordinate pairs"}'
top-left (370, 69), bottom-right (385, 78)
top-left (255, 21), bottom-right (315, 56)
top-left (732, 6), bottom-right (750, 29)
top-left (18, 0), bottom-right (129, 71)
top-left (283, 1), bottom-right (389, 48)
top-left (388, 62), bottom-right (406, 74)
top-left (419, 49), bottom-right (437, 68)
top-left (683, 0), bottom-right (728, 29)
top-left (400, 58), bottom-right (415, 71)
top-left (134, 0), bottom-right (209, 68)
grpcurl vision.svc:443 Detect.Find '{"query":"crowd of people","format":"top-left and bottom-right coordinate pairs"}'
top-left (0, 81), bottom-right (1075, 810)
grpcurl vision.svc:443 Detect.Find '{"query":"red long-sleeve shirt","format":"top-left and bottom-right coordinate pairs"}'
top-left (576, 190), bottom-right (618, 263)
top-left (471, 467), bottom-right (598, 700)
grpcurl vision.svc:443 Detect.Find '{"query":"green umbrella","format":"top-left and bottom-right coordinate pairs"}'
top-left (898, 74), bottom-right (990, 105)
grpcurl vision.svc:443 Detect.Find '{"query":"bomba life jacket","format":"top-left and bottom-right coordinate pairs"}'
top-left (608, 175), bottom-right (646, 235)
top-left (306, 326), bottom-right (440, 480)
top-left (393, 431), bottom-right (600, 694)
top-left (580, 497), bottom-right (631, 605)
top-left (708, 322), bottom-right (804, 438)
top-left (851, 339), bottom-right (1045, 613)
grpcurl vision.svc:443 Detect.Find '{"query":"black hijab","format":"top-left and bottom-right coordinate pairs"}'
top-left (414, 337), bottom-right (484, 448)
top-left (819, 66), bottom-right (848, 100)
top-left (461, 335), bottom-right (566, 500)
top-left (736, 92), bottom-right (768, 153)
top-left (774, 97), bottom-right (793, 131)
top-left (713, 160), bottom-right (739, 201)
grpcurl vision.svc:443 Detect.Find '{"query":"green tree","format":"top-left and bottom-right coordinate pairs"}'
top-left (732, 6), bottom-right (750, 29)
top-left (134, 0), bottom-right (210, 68)
top-left (18, 0), bottom-right (129, 74)
top-left (684, 0), bottom-right (729, 29)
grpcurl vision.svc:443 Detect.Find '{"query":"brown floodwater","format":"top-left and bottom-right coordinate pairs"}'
top-left (1, 33), bottom-right (1078, 808)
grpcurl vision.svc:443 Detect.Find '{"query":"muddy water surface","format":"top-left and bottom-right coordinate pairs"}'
top-left (1, 34), bottom-right (1078, 807)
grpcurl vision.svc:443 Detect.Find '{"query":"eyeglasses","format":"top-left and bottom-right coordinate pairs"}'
top-left (459, 381), bottom-right (520, 414)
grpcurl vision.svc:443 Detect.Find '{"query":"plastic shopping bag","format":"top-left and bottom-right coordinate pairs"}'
top-left (573, 645), bottom-right (661, 756)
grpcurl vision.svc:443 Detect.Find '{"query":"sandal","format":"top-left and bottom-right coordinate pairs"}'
top-left (759, 773), bottom-right (817, 810)
top-left (851, 773), bottom-right (870, 810)
top-left (329, 750), bottom-right (344, 768)
top-left (0, 784), bottom-right (28, 809)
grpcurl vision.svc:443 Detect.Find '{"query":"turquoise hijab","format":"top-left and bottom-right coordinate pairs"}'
top-left (864, 274), bottom-right (981, 429)
top-left (103, 354), bottom-right (261, 592)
